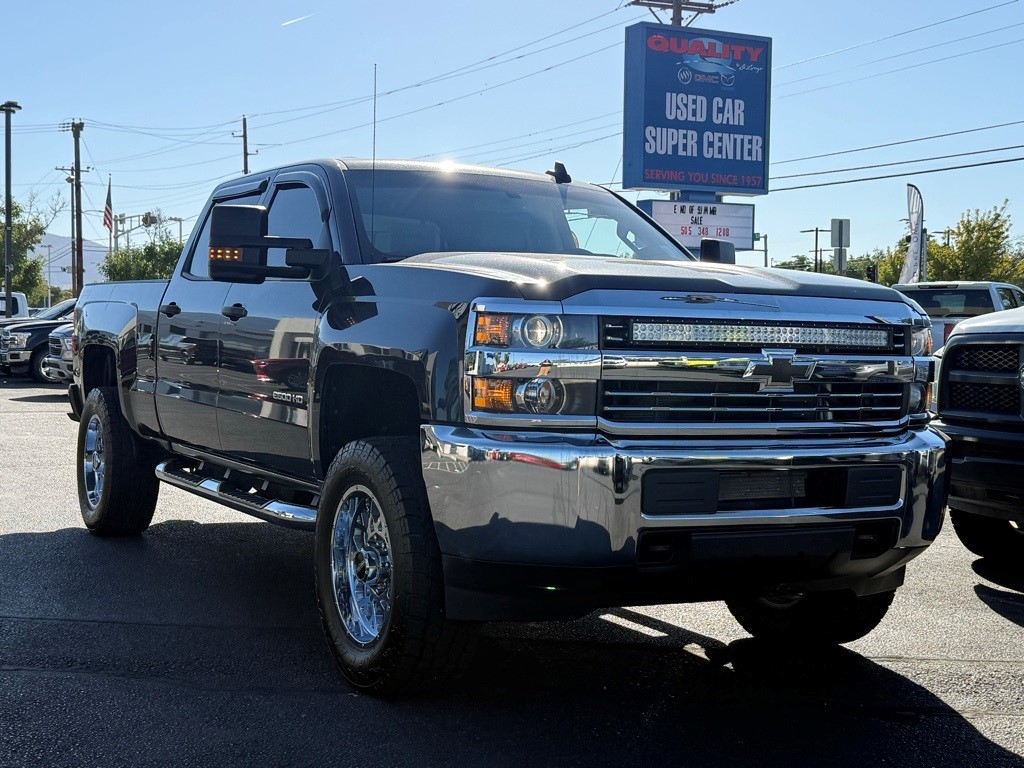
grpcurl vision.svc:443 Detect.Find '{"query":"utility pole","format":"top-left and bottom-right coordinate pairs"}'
top-left (800, 227), bottom-right (827, 273)
top-left (762, 233), bottom-right (769, 268)
top-left (72, 121), bottom-right (84, 295)
top-left (628, 0), bottom-right (718, 24)
top-left (233, 116), bottom-right (257, 174)
top-left (1, 100), bottom-right (20, 319)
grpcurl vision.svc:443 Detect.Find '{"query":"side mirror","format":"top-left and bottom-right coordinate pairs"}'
top-left (699, 239), bottom-right (736, 265)
top-left (209, 204), bottom-right (332, 283)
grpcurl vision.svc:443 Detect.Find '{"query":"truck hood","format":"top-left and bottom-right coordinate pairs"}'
top-left (1, 319), bottom-right (70, 334)
top-left (948, 306), bottom-right (1024, 336)
top-left (399, 251), bottom-right (911, 304)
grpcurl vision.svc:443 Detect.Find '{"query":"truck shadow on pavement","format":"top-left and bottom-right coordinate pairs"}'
top-left (0, 519), bottom-right (1021, 768)
top-left (973, 559), bottom-right (1024, 631)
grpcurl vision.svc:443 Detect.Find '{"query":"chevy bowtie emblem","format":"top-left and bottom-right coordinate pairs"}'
top-left (743, 350), bottom-right (816, 392)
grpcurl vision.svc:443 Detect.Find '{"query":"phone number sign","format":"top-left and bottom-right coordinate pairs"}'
top-left (639, 200), bottom-right (755, 251)
top-left (623, 21), bottom-right (772, 195)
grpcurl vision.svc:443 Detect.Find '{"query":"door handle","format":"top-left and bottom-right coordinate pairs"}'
top-left (221, 303), bottom-right (248, 321)
top-left (160, 302), bottom-right (181, 318)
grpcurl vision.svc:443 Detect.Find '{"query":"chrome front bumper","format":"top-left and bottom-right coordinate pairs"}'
top-left (42, 356), bottom-right (73, 382)
top-left (421, 425), bottom-right (948, 619)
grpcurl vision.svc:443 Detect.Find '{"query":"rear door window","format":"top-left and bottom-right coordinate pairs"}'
top-left (996, 287), bottom-right (1018, 310)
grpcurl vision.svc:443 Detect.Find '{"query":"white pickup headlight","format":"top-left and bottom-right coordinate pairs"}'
top-left (910, 327), bottom-right (933, 356)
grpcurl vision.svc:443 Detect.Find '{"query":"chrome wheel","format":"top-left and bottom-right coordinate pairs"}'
top-left (82, 414), bottom-right (106, 510)
top-left (330, 485), bottom-right (393, 645)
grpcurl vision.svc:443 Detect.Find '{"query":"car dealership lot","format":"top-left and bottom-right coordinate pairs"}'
top-left (1, 378), bottom-right (1023, 767)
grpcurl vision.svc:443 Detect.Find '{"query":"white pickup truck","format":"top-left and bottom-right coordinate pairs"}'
top-left (893, 282), bottom-right (1024, 350)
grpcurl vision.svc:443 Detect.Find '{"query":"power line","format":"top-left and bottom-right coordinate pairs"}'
top-left (774, 20), bottom-right (1024, 88)
top-left (271, 41), bottom-right (623, 150)
top-left (466, 121), bottom-right (622, 162)
top-left (773, 118), bottom-right (1024, 165)
top-left (248, 8), bottom-right (631, 124)
top-left (774, 0), bottom-right (1019, 70)
top-left (771, 155), bottom-right (1024, 192)
top-left (414, 111), bottom-right (621, 159)
top-left (495, 131), bottom-right (623, 166)
top-left (775, 36), bottom-right (1024, 100)
top-left (772, 143), bottom-right (1024, 180)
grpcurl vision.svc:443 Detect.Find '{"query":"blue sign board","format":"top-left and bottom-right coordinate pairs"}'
top-left (623, 22), bottom-right (772, 196)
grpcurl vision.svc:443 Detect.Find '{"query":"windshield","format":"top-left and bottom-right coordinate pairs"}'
top-left (344, 170), bottom-right (693, 262)
top-left (896, 288), bottom-right (992, 318)
top-left (32, 299), bottom-right (75, 321)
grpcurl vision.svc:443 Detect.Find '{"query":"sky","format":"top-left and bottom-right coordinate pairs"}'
top-left (5, 0), bottom-right (1024, 271)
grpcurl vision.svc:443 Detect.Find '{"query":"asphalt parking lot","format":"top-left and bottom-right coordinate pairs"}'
top-left (1, 378), bottom-right (1023, 767)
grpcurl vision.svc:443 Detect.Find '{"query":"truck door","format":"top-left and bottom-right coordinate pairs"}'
top-left (155, 188), bottom-right (264, 450)
top-left (216, 173), bottom-right (328, 479)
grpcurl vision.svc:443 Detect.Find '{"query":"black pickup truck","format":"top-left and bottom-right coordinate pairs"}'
top-left (72, 160), bottom-right (947, 693)
top-left (935, 306), bottom-right (1024, 564)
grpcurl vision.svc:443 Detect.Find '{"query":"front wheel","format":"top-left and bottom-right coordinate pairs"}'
top-left (29, 348), bottom-right (53, 384)
top-left (314, 437), bottom-right (474, 695)
top-left (726, 589), bottom-right (896, 646)
top-left (77, 386), bottom-right (160, 536)
top-left (951, 509), bottom-right (1024, 562)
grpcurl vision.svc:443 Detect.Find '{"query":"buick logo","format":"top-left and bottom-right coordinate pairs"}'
top-left (677, 68), bottom-right (693, 85)
top-left (744, 350), bottom-right (817, 392)
top-left (1019, 365), bottom-right (1024, 390)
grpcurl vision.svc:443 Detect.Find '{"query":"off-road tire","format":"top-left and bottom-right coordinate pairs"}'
top-left (77, 386), bottom-right (159, 536)
top-left (726, 589), bottom-right (896, 646)
top-left (314, 437), bottom-right (474, 696)
top-left (951, 509), bottom-right (1024, 562)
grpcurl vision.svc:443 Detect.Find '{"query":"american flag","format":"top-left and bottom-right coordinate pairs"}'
top-left (102, 178), bottom-right (113, 231)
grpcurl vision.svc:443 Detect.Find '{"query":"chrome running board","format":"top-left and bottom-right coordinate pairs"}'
top-left (156, 460), bottom-right (317, 530)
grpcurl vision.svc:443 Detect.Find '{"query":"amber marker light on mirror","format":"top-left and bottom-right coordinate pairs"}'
top-left (473, 378), bottom-right (514, 412)
top-left (209, 247), bottom-right (243, 261)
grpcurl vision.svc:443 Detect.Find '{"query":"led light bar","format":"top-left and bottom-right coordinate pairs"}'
top-left (631, 322), bottom-right (890, 349)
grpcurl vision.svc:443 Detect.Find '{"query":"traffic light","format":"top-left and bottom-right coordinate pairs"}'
top-left (142, 212), bottom-right (156, 227)
top-left (865, 264), bottom-right (878, 283)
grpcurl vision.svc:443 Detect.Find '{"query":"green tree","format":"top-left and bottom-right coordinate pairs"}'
top-left (1, 195), bottom-right (61, 305)
top-left (774, 254), bottom-right (814, 271)
top-left (927, 203), bottom-right (1023, 284)
top-left (98, 236), bottom-right (183, 282)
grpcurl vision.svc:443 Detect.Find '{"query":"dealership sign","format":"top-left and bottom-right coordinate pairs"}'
top-left (623, 22), bottom-right (772, 195)
top-left (639, 199), bottom-right (755, 251)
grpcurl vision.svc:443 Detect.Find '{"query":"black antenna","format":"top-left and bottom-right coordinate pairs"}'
top-left (371, 63), bottom-right (377, 248)
top-left (546, 161), bottom-right (572, 184)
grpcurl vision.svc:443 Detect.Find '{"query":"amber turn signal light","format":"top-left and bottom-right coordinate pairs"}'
top-left (210, 247), bottom-right (243, 261)
top-left (472, 377), bottom-right (514, 412)
top-left (474, 314), bottom-right (510, 346)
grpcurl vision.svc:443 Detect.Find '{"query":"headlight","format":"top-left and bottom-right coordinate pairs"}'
top-left (8, 332), bottom-right (31, 349)
top-left (474, 312), bottom-right (597, 350)
top-left (911, 327), bottom-right (932, 356)
top-left (468, 308), bottom-right (599, 420)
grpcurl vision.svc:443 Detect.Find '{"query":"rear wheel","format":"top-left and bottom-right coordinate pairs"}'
top-left (951, 509), bottom-right (1024, 562)
top-left (77, 387), bottom-right (160, 536)
top-left (314, 437), bottom-right (474, 695)
top-left (726, 589), bottom-right (896, 646)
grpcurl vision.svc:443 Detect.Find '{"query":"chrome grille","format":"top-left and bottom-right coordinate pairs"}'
top-left (602, 317), bottom-right (907, 355)
top-left (0, 334), bottom-right (8, 353)
top-left (48, 338), bottom-right (62, 357)
top-left (602, 380), bottom-right (907, 425)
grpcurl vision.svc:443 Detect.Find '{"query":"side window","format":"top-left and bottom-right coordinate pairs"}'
top-left (266, 185), bottom-right (328, 268)
top-left (996, 287), bottom-right (1017, 310)
top-left (185, 193), bottom-right (262, 279)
